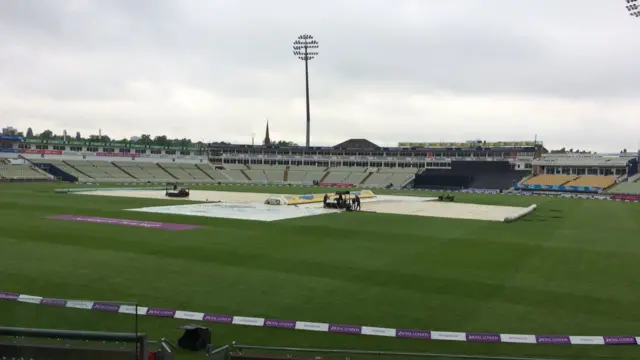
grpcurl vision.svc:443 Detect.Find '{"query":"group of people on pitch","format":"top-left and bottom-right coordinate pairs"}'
top-left (322, 193), bottom-right (361, 210)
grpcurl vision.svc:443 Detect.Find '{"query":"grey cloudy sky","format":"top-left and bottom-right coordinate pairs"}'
top-left (1, 0), bottom-right (639, 152)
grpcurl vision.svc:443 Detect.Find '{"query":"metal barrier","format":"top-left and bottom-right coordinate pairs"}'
top-left (229, 344), bottom-right (561, 360)
top-left (207, 344), bottom-right (231, 360)
top-left (0, 326), bottom-right (148, 360)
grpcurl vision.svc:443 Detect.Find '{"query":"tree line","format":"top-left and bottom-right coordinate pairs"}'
top-left (1, 126), bottom-right (298, 148)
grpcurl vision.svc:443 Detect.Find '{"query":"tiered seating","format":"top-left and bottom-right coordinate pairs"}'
top-left (181, 164), bottom-right (213, 181)
top-left (344, 172), bottom-right (368, 184)
top-left (607, 182), bottom-right (640, 194)
top-left (64, 160), bottom-right (118, 182)
top-left (564, 176), bottom-right (617, 189)
top-left (265, 170), bottom-right (284, 181)
top-left (0, 164), bottom-right (49, 180)
top-left (287, 166), bottom-right (327, 183)
top-left (323, 172), bottom-right (350, 183)
top-left (303, 171), bottom-right (325, 182)
top-left (224, 163), bottom-right (247, 170)
top-left (522, 175), bottom-right (577, 186)
top-left (31, 159), bottom-right (91, 181)
top-left (113, 162), bottom-right (175, 182)
top-left (220, 169), bottom-right (247, 181)
top-left (250, 164), bottom-right (287, 170)
top-left (90, 161), bottom-right (134, 181)
top-left (323, 166), bottom-right (368, 183)
top-left (287, 170), bottom-right (306, 182)
top-left (377, 167), bottom-right (418, 187)
top-left (247, 165), bottom-right (285, 181)
top-left (328, 166), bottom-right (366, 172)
top-left (197, 165), bottom-right (228, 181)
top-left (159, 163), bottom-right (197, 181)
top-left (244, 169), bottom-right (267, 181)
top-left (362, 173), bottom-right (392, 186)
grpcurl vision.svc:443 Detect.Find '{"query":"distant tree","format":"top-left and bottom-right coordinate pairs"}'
top-left (549, 147), bottom-right (566, 154)
top-left (26, 127), bottom-right (34, 138)
top-left (39, 129), bottom-right (53, 140)
top-left (153, 135), bottom-right (170, 147)
top-left (88, 135), bottom-right (110, 143)
top-left (175, 138), bottom-right (191, 147)
top-left (75, 131), bottom-right (82, 141)
top-left (140, 134), bottom-right (152, 146)
top-left (1, 126), bottom-right (18, 136)
top-left (274, 140), bottom-right (298, 147)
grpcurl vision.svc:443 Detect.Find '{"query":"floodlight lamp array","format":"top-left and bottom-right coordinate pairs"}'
top-left (627, 0), bottom-right (640, 16)
top-left (293, 34), bottom-right (319, 61)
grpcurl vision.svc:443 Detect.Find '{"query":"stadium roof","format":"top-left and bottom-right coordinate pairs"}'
top-left (333, 139), bottom-right (380, 149)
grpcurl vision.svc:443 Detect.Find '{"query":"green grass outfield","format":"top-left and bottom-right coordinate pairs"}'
top-left (1, 182), bottom-right (640, 360)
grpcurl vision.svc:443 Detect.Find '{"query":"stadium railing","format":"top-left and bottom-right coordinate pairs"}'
top-left (0, 326), bottom-right (150, 360)
top-left (221, 343), bottom-right (562, 360)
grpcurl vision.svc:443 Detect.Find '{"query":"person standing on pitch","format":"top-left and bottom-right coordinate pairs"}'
top-left (355, 194), bottom-right (361, 210)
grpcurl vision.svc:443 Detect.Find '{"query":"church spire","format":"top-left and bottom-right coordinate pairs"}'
top-left (263, 120), bottom-right (271, 146)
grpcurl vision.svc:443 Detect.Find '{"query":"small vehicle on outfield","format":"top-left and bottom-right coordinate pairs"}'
top-left (165, 183), bottom-right (190, 198)
top-left (437, 194), bottom-right (455, 202)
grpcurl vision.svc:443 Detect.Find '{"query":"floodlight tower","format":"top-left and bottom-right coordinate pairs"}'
top-left (627, 0), bottom-right (640, 16)
top-left (293, 34), bottom-right (319, 148)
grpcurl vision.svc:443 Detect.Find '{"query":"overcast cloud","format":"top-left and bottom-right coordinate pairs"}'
top-left (1, 0), bottom-right (639, 152)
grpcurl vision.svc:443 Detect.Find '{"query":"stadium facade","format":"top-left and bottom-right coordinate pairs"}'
top-left (1, 134), bottom-right (639, 197)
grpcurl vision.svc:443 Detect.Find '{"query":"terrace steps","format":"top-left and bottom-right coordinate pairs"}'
top-left (20, 156), bottom-right (55, 180)
top-left (112, 162), bottom-right (138, 180)
top-left (239, 169), bottom-right (251, 181)
top-left (62, 160), bottom-right (92, 179)
top-left (196, 164), bottom-right (218, 181)
top-left (360, 172), bottom-right (374, 184)
top-left (156, 163), bottom-right (178, 180)
top-left (318, 172), bottom-right (330, 183)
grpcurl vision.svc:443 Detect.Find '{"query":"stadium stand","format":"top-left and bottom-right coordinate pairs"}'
top-left (0, 162), bottom-right (50, 180)
top-left (362, 172), bottom-right (392, 186)
top-left (196, 164), bottom-right (229, 181)
top-left (113, 162), bottom-right (175, 182)
top-left (377, 167), bottom-right (419, 187)
top-left (322, 166), bottom-right (368, 183)
top-left (62, 160), bottom-right (134, 182)
top-left (30, 158), bottom-right (92, 182)
top-left (286, 166), bottom-right (327, 183)
top-left (414, 161), bottom-right (526, 190)
top-left (157, 162), bottom-right (220, 183)
top-left (607, 182), bottom-right (640, 195)
top-left (220, 169), bottom-right (248, 181)
top-left (522, 174), bottom-right (577, 186)
top-left (224, 163), bottom-right (248, 170)
top-left (564, 175), bottom-right (617, 189)
top-left (244, 169), bottom-right (267, 181)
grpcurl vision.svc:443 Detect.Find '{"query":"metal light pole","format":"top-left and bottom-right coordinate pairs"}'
top-left (627, 0), bottom-right (640, 16)
top-left (293, 34), bottom-right (319, 148)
